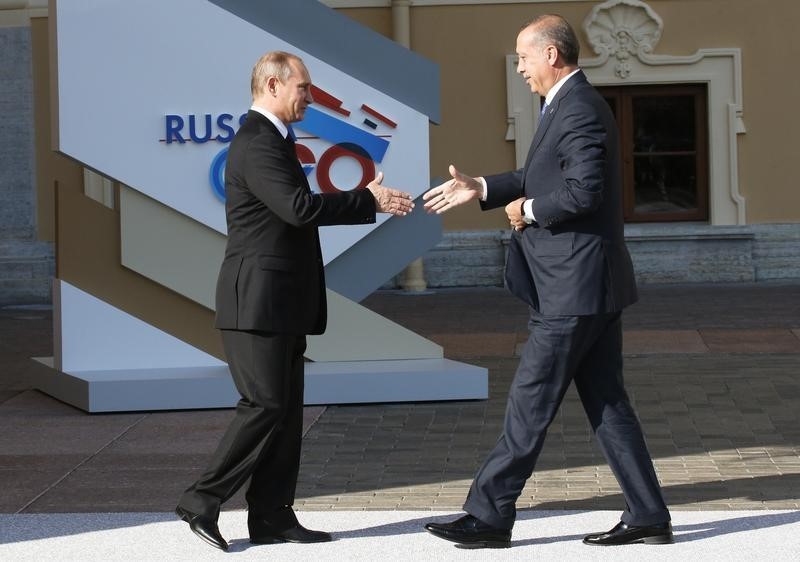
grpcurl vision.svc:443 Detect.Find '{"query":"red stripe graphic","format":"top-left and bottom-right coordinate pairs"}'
top-left (310, 85), bottom-right (350, 117)
top-left (361, 104), bottom-right (397, 128)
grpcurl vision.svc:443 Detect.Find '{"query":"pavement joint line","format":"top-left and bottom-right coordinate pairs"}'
top-left (14, 413), bottom-right (150, 514)
top-left (302, 406), bottom-right (327, 437)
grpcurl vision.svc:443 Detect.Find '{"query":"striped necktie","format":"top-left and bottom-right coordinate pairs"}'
top-left (540, 101), bottom-right (549, 118)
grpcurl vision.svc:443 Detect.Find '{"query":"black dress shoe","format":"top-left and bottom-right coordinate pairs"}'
top-left (249, 508), bottom-right (332, 544)
top-left (583, 521), bottom-right (673, 545)
top-left (175, 506), bottom-right (229, 551)
top-left (250, 523), bottom-right (332, 544)
top-left (424, 514), bottom-right (511, 549)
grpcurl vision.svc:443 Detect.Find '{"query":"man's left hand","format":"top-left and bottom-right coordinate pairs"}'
top-left (505, 196), bottom-right (527, 231)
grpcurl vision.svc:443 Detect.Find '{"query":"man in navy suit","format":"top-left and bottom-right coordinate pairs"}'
top-left (423, 15), bottom-right (672, 547)
top-left (175, 51), bottom-right (413, 551)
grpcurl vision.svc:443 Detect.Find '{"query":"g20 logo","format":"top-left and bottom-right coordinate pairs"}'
top-left (163, 85), bottom-right (398, 203)
top-left (206, 140), bottom-right (377, 203)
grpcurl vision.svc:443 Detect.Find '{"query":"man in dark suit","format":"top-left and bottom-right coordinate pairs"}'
top-left (422, 15), bottom-right (672, 547)
top-left (176, 51), bottom-right (413, 551)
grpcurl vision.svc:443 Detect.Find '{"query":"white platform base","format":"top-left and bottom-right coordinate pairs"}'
top-left (31, 357), bottom-right (488, 413)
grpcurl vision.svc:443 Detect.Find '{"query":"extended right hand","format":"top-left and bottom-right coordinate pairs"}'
top-left (366, 172), bottom-right (414, 216)
top-left (422, 164), bottom-right (482, 214)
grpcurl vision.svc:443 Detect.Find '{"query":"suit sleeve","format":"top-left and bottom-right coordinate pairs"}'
top-left (529, 100), bottom-right (606, 226)
top-left (243, 133), bottom-right (376, 227)
top-left (479, 169), bottom-right (524, 211)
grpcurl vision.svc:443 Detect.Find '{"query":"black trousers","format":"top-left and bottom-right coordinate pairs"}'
top-left (464, 311), bottom-right (669, 529)
top-left (178, 330), bottom-right (307, 520)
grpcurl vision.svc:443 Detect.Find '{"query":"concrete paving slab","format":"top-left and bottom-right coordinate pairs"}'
top-left (699, 329), bottom-right (800, 353)
top-left (0, 392), bottom-right (145, 456)
top-left (427, 332), bottom-right (517, 358)
top-left (21, 466), bottom-right (234, 513)
top-left (0, 469), bottom-right (76, 513)
top-left (623, 330), bottom-right (709, 354)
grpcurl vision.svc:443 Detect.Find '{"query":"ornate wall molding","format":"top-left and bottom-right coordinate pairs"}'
top-left (583, 0), bottom-right (663, 79)
top-left (580, 47), bottom-right (747, 226)
top-left (504, 54), bottom-right (541, 173)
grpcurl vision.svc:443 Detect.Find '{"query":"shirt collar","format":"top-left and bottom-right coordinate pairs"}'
top-left (250, 105), bottom-right (289, 139)
top-left (544, 68), bottom-right (581, 105)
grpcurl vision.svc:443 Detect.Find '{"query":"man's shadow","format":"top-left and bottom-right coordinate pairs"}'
top-left (509, 509), bottom-right (800, 547)
top-left (311, 473), bottom-right (800, 548)
top-left (3, 474), bottom-right (798, 549)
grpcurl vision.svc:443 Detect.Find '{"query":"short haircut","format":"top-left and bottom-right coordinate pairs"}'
top-left (523, 14), bottom-right (580, 65)
top-left (250, 51), bottom-right (304, 97)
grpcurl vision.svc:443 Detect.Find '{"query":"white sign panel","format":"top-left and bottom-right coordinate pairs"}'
top-left (56, 0), bottom-right (429, 263)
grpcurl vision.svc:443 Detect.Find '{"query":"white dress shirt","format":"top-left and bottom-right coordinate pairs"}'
top-left (250, 104), bottom-right (289, 139)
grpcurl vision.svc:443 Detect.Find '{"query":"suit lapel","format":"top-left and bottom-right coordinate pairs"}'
top-left (523, 103), bottom-right (556, 170)
top-left (249, 111), bottom-right (311, 193)
top-left (285, 136), bottom-right (310, 190)
top-left (522, 71), bottom-right (588, 172)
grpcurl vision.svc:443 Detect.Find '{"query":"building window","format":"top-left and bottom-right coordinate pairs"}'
top-left (598, 84), bottom-right (709, 222)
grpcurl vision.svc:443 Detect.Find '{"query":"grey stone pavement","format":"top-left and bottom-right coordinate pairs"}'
top-left (1, 283), bottom-right (799, 516)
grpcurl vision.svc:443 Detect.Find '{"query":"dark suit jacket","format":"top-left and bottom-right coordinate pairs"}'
top-left (215, 110), bottom-right (376, 335)
top-left (482, 71), bottom-right (637, 315)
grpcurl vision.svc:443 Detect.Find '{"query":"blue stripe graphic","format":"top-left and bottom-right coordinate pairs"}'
top-left (296, 107), bottom-right (389, 163)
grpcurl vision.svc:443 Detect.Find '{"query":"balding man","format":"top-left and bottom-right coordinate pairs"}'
top-left (423, 15), bottom-right (671, 548)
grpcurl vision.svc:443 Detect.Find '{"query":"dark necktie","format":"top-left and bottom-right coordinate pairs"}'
top-left (540, 101), bottom-right (549, 119)
top-left (284, 125), bottom-right (309, 190)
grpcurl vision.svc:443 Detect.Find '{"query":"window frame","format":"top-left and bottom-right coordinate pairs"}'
top-left (599, 84), bottom-right (709, 223)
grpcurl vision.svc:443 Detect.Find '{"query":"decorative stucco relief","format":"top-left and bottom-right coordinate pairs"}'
top-left (583, 0), bottom-right (663, 78)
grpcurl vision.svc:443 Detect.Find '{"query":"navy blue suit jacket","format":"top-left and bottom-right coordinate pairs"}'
top-left (482, 71), bottom-right (637, 315)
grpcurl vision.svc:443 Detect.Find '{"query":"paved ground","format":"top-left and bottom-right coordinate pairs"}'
top-left (1, 283), bottom-right (799, 516)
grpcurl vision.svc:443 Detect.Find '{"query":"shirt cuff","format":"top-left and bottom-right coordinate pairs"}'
top-left (478, 177), bottom-right (488, 201)
top-left (522, 198), bottom-right (535, 224)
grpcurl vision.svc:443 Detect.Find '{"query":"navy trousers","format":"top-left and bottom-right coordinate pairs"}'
top-left (464, 311), bottom-right (669, 529)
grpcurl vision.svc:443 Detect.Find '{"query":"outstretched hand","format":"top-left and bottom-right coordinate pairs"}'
top-left (366, 172), bottom-right (414, 216)
top-left (423, 164), bottom-right (482, 214)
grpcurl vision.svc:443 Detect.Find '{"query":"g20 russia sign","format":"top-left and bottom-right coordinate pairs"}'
top-left (55, 0), bottom-right (431, 263)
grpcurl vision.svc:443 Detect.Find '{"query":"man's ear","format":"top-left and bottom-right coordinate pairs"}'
top-left (266, 75), bottom-right (279, 96)
top-left (546, 45), bottom-right (558, 65)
